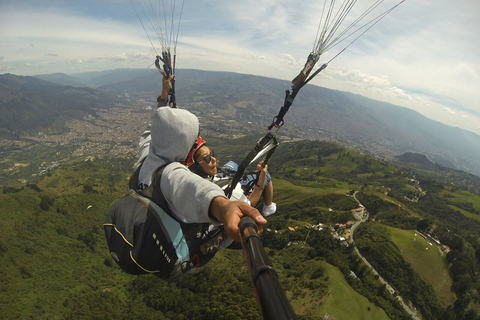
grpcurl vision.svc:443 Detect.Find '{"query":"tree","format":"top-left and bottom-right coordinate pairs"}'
top-left (417, 219), bottom-right (430, 231)
top-left (40, 195), bottom-right (54, 211)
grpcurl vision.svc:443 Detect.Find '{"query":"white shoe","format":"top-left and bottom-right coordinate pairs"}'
top-left (263, 203), bottom-right (276, 216)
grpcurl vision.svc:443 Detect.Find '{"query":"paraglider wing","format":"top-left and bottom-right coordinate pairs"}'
top-left (272, 0), bottom-right (407, 128)
top-left (130, 0), bottom-right (185, 107)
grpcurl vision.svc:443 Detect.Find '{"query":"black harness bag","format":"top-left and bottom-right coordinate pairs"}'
top-left (104, 164), bottom-right (225, 279)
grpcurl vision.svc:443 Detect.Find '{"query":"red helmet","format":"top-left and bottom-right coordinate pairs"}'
top-left (186, 136), bottom-right (206, 167)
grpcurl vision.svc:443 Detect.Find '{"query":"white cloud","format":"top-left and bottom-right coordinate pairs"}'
top-left (282, 54), bottom-right (300, 66)
top-left (444, 107), bottom-right (456, 114)
top-left (330, 68), bottom-right (412, 102)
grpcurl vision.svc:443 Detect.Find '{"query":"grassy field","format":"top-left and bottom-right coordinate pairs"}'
top-left (386, 226), bottom-right (455, 305)
top-left (200, 245), bottom-right (391, 320)
top-left (448, 205), bottom-right (480, 221)
top-left (266, 246), bottom-right (390, 320)
top-left (315, 262), bottom-right (389, 320)
top-left (444, 189), bottom-right (480, 210)
top-left (273, 178), bottom-right (353, 206)
top-left (441, 187), bottom-right (480, 218)
top-left (282, 251), bottom-right (388, 320)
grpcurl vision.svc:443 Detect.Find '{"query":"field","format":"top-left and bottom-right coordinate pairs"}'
top-left (448, 205), bottom-right (480, 221)
top-left (316, 262), bottom-right (389, 320)
top-left (212, 246), bottom-right (391, 320)
top-left (445, 189), bottom-right (480, 210)
top-left (386, 226), bottom-right (455, 305)
top-left (441, 187), bottom-right (480, 221)
top-left (273, 178), bottom-right (352, 206)
top-left (266, 178), bottom-right (395, 318)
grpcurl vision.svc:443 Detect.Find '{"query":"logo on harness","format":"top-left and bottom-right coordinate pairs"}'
top-left (153, 232), bottom-right (172, 264)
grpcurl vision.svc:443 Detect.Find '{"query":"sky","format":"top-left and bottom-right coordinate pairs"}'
top-left (1, 0), bottom-right (479, 136)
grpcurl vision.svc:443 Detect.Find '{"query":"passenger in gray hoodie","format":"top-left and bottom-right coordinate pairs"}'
top-left (134, 106), bottom-right (266, 243)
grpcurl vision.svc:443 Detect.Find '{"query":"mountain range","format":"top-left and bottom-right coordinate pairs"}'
top-left (0, 73), bottom-right (120, 137)
top-left (3, 69), bottom-right (480, 176)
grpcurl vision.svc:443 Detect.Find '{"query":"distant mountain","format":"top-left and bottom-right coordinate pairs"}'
top-left (95, 68), bottom-right (480, 176)
top-left (24, 68), bottom-right (480, 176)
top-left (341, 93), bottom-right (480, 171)
top-left (34, 73), bottom-right (86, 87)
top-left (0, 74), bottom-right (121, 136)
top-left (395, 152), bottom-right (446, 172)
top-left (397, 152), bottom-right (434, 165)
top-left (73, 69), bottom-right (155, 88)
top-left (33, 69), bottom-right (157, 88)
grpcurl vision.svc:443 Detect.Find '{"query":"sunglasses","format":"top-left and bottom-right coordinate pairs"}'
top-left (198, 150), bottom-right (215, 164)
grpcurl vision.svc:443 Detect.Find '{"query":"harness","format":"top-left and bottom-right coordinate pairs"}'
top-left (104, 162), bottom-right (228, 280)
top-left (129, 163), bottom-right (228, 276)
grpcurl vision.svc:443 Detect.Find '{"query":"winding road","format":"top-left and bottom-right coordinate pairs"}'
top-left (350, 191), bottom-right (421, 320)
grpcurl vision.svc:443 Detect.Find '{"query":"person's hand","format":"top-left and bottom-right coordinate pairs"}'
top-left (210, 197), bottom-right (267, 242)
top-left (222, 201), bottom-right (266, 241)
top-left (256, 161), bottom-right (264, 172)
top-left (257, 163), bottom-right (268, 178)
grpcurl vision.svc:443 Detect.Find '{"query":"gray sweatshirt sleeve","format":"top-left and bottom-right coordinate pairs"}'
top-left (160, 162), bottom-right (226, 224)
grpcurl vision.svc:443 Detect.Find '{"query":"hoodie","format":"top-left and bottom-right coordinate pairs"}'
top-left (136, 107), bottom-right (226, 224)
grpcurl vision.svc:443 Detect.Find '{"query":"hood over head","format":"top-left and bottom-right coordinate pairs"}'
top-left (138, 107), bottom-right (199, 186)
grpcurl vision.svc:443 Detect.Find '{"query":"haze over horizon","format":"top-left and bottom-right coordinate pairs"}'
top-left (1, 0), bottom-right (479, 136)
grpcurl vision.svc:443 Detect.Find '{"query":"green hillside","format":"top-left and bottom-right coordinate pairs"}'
top-left (386, 226), bottom-right (455, 305)
top-left (440, 187), bottom-right (480, 221)
top-left (279, 251), bottom-right (390, 320)
top-left (1, 156), bottom-right (395, 319)
top-left (0, 159), bottom-right (130, 319)
top-left (1, 138), bottom-right (480, 319)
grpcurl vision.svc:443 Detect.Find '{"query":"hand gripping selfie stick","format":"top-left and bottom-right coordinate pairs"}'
top-left (239, 217), bottom-right (297, 320)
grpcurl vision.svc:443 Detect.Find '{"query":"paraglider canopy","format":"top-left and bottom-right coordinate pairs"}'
top-left (270, 0), bottom-right (407, 128)
top-left (130, 0), bottom-right (185, 107)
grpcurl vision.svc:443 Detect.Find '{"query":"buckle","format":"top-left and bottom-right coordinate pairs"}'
top-left (188, 254), bottom-right (200, 268)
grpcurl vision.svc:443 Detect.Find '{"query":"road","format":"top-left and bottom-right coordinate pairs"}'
top-left (350, 192), bottom-right (421, 320)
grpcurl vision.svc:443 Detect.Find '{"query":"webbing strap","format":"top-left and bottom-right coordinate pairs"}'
top-left (242, 140), bottom-right (278, 195)
top-left (269, 88), bottom-right (300, 129)
top-left (133, 192), bottom-right (190, 263)
top-left (268, 53), bottom-right (327, 130)
top-left (226, 134), bottom-right (278, 198)
top-left (129, 161), bottom-right (182, 223)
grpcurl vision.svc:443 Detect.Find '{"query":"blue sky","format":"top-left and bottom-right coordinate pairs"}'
top-left (1, 0), bottom-right (479, 135)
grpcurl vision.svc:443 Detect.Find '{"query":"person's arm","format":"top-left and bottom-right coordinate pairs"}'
top-left (161, 163), bottom-right (225, 223)
top-left (248, 163), bottom-right (268, 207)
top-left (135, 75), bottom-right (175, 169)
top-left (161, 163), bottom-right (266, 242)
top-left (157, 74), bottom-right (174, 108)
